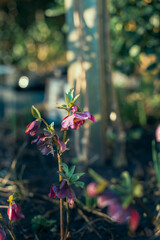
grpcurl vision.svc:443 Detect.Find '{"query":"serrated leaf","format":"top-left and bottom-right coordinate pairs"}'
top-left (65, 93), bottom-right (71, 106)
top-left (68, 165), bottom-right (76, 178)
top-left (121, 171), bottom-right (132, 191)
top-left (60, 163), bottom-right (69, 175)
top-left (31, 105), bottom-right (41, 119)
top-left (68, 88), bottom-right (74, 100)
top-left (73, 94), bottom-right (80, 103)
top-left (70, 172), bottom-right (84, 183)
top-left (75, 181), bottom-right (84, 188)
top-left (50, 122), bottom-right (55, 131)
top-left (57, 171), bottom-right (66, 179)
top-left (122, 195), bottom-right (133, 208)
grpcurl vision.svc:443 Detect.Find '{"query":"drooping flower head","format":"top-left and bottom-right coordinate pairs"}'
top-left (7, 203), bottom-right (24, 221)
top-left (61, 105), bottom-right (95, 131)
top-left (0, 227), bottom-right (6, 240)
top-left (97, 190), bottom-right (139, 231)
top-left (25, 120), bottom-right (40, 136)
top-left (49, 180), bottom-right (76, 205)
top-left (32, 132), bottom-right (66, 155)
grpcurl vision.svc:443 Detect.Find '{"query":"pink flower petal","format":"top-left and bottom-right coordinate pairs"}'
top-left (129, 209), bottom-right (139, 231)
top-left (156, 125), bottom-right (160, 142)
top-left (61, 115), bottom-right (75, 129)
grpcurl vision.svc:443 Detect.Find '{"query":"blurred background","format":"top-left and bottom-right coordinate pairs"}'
top-left (0, 0), bottom-right (160, 167)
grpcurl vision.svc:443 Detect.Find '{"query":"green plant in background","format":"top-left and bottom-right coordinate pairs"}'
top-left (152, 140), bottom-right (160, 190)
top-left (31, 215), bottom-right (56, 234)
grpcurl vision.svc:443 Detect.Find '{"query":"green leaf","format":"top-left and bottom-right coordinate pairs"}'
top-left (65, 88), bottom-right (74, 107)
top-left (65, 93), bottom-right (71, 107)
top-left (49, 122), bottom-right (55, 131)
top-left (68, 165), bottom-right (76, 178)
top-left (133, 183), bottom-right (143, 197)
top-left (57, 171), bottom-right (66, 179)
top-left (31, 105), bottom-right (41, 119)
top-left (60, 163), bottom-right (69, 175)
top-left (70, 172), bottom-right (84, 183)
top-left (122, 195), bottom-right (133, 208)
top-left (31, 215), bottom-right (56, 233)
top-left (121, 171), bottom-right (132, 191)
top-left (75, 181), bottom-right (84, 188)
top-left (73, 94), bottom-right (80, 103)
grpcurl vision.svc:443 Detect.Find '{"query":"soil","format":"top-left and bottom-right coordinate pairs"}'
top-left (0, 122), bottom-right (159, 240)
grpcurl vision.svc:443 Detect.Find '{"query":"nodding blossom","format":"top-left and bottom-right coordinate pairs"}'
top-left (97, 190), bottom-right (139, 231)
top-left (49, 180), bottom-right (76, 205)
top-left (32, 133), bottom-right (66, 155)
top-left (7, 203), bottom-right (24, 221)
top-left (61, 105), bottom-right (95, 130)
top-left (25, 120), bottom-right (40, 136)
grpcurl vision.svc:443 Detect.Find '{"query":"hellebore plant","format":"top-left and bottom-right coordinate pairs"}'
top-left (87, 169), bottom-right (142, 232)
top-left (0, 194), bottom-right (24, 240)
top-left (25, 88), bottom-right (95, 240)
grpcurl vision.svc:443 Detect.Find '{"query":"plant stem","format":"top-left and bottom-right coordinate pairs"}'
top-left (64, 197), bottom-right (70, 239)
top-left (57, 152), bottom-right (64, 240)
top-left (40, 118), bottom-right (52, 132)
top-left (57, 130), bottom-right (68, 240)
top-left (1, 217), bottom-right (16, 240)
top-left (135, 198), bottom-right (160, 230)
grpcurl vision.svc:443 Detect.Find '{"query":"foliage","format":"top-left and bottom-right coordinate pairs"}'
top-left (31, 215), bottom-right (56, 233)
top-left (0, 0), bottom-right (66, 71)
top-left (110, 0), bottom-right (160, 76)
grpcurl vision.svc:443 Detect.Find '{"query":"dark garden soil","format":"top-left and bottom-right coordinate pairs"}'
top-left (0, 122), bottom-right (159, 240)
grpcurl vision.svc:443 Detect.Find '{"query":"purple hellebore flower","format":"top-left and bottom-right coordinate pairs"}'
top-left (54, 134), bottom-right (66, 153)
top-left (156, 125), bottom-right (160, 142)
top-left (49, 180), bottom-right (76, 205)
top-left (25, 120), bottom-right (40, 136)
top-left (61, 106), bottom-right (96, 130)
top-left (0, 227), bottom-right (6, 240)
top-left (97, 190), bottom-right (139, 230)
top-left (97, 190), bottom-right (118, 208)
top-left (32, 132), bottom-right (54, 155)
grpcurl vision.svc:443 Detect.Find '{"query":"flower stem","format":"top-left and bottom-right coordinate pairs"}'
top-left (64, 197), bottom-right (70, 240)
top-left (57, 152), bottom-right (64, 240)
top-left (40, 118), bottom-right (52, 132)
top-left (1, 217), bottom-right (16, 240)
top-left (135, 198), bottom-right (160, 230)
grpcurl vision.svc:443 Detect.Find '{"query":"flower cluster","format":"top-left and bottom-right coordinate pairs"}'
top-left (87, 180), bottom-right (140, 231)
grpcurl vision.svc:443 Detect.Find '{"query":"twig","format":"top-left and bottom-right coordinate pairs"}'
top-left (77, 208), bottom-right (102, 239)
top-left (76, 200), bottom-right (112, 222)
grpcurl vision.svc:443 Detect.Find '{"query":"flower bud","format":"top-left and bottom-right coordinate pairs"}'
top-left (7, 203), bottom-right (24, 221)
top-left (86, 182), bottom-right (98, 197)
top-left (25, 120), bottom-right (40, 136)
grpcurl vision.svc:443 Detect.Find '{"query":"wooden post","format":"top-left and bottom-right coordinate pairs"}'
top-left (64, 0), bottom-right (108, 166)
